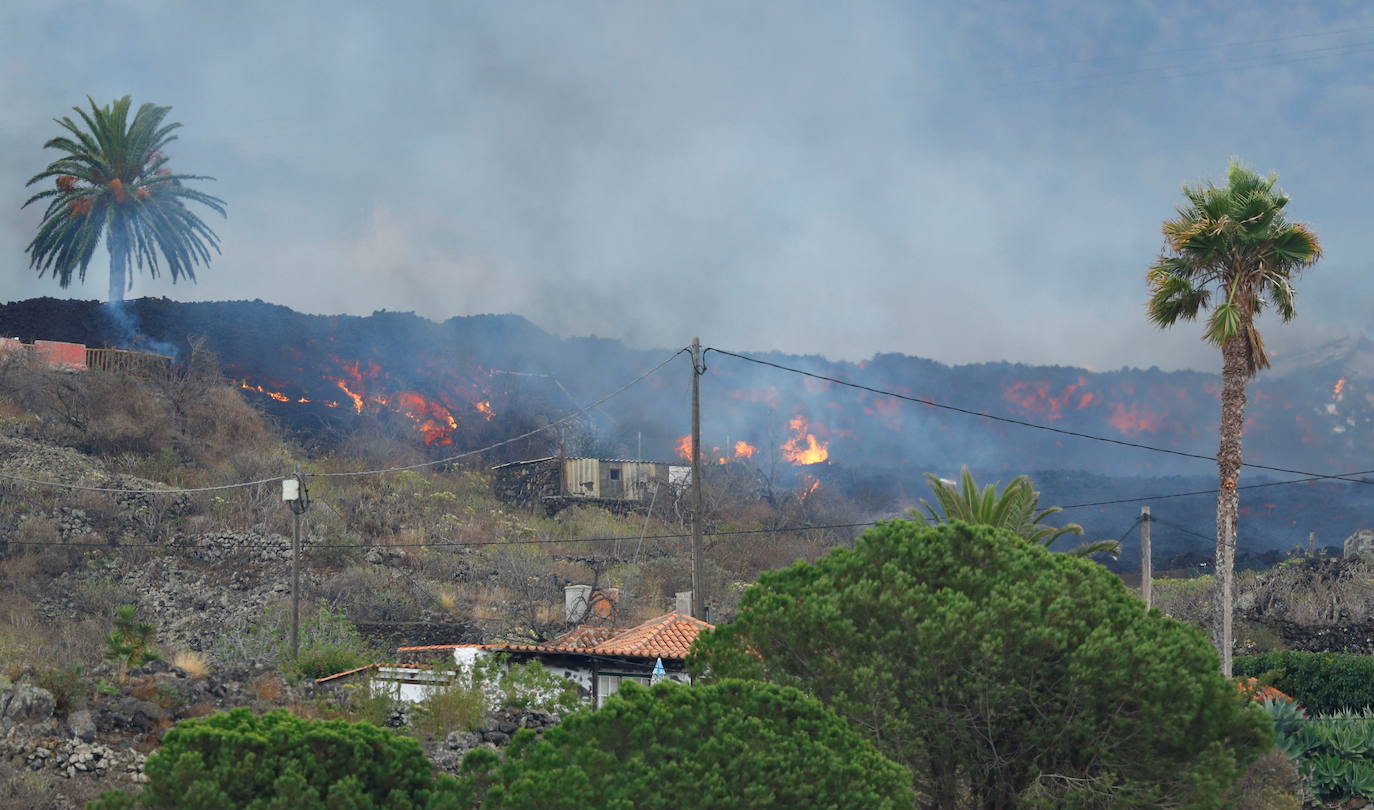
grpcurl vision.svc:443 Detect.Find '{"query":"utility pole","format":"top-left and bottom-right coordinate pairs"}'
top-left (690, 337), bottom-right (705, 620)
top-left (1140, 505), bottom-right (1152, 609)
top-left (283, 464), bottom-right (309, 660)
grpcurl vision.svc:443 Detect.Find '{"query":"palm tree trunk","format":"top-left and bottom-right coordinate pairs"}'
top-left (107, 226), bottom-right (128, 303)
top-left (1214, 335), bottom-right (1249, 677)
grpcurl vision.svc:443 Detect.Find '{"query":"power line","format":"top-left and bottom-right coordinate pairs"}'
top-left (1, 521), bottom-right (877, 551)
top-left (978, 23), bottom-right (1374, 76)
top-left (705, 348), bottom-right (1374, 487)
top-left (306, 347), bottom-right (689, 480)
top-left (0, 347), bottom-right (688, 495)
top-left (1151, 517), bottom-right (1216, 544)
top-left (1057, 469), bottom-right (1374, 511)
top-left (991, 39), bottom-right (1374, 94)
top-left (0, 472), bottom-right (284, 495)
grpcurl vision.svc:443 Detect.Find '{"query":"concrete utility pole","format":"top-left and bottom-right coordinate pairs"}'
top-left (1140, 505), bottom-right (1152, 609)
top-left (283, 464), bottom-right (309, 659)
top-left (690, 337), bottom-right (705, 620)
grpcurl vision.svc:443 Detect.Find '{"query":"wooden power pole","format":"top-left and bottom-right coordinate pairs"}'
top-left (690, 337), bottom-right (705, 620)
top-left (1140, 505), bottom-right (1152, 609)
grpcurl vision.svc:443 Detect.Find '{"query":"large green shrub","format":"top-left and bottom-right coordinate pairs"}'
top-left (1235, 651), bottom-right (1374, 714)
top-left (461, 679), bottom-right (913, 809)
top-left (87, 708), bottom-right (466, 809)
top-left (688, 519), bottom-right (1272, 809)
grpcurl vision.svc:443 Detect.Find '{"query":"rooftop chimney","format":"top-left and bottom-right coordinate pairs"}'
top-left (565, 584), bottom-right (592, 624)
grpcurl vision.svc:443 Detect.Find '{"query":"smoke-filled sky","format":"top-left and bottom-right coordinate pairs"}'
top-left (2, 1), bottom-right (1373, 372)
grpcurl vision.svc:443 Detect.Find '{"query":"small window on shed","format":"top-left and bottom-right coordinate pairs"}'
top-left (609, 469), bottom-right (621, 480)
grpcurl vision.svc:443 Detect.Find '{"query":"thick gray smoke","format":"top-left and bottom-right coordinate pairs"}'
top-left (2, 2), bottom-right (1372, 372)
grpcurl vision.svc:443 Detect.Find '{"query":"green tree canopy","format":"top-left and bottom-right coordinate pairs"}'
top-left (916, 467), bottom-right (1118, 557)
top-left (87, 708), bottom-right (465, 810)
top-left (688, 520), bottom-right (1271, 809)
top-left (24, 95), bottom-right (226, 303)
top-left (461, 679), bottom-right (914, 810)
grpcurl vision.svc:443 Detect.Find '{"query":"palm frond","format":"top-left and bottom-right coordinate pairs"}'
top-left (23, 96), bottom-right (226, 299)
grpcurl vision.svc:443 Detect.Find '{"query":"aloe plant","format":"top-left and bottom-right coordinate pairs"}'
top-left (1263, 699), bottom-right (1374, 801)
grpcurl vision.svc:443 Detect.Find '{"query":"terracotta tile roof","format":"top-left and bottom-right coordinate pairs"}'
top-left (545, 624), bottom-right (620, 649)
top-left (314, 663), bottom-right (379, 684)
top-left (392, 612), bottom-right (714, 662)
top-left (586, 611), bottom-right (713, 660)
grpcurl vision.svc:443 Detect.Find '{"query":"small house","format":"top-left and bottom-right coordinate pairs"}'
top-left (361, 610), bottom-right (713, 707)
top-left (492, 456), bottom-right (688, 514)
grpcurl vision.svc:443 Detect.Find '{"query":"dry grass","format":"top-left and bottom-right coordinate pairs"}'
top-left (172, 650), bottom-right (209, 678)
top-left (251, 673), bottom-right (284, 702)
top-left (129, 679), bottom-right (158, 702)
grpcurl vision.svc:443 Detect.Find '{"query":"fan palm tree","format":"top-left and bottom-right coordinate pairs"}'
top-left (915, 468), bottom-right (1120, 558)
top-left (23, 96), bottom-right (226, 303)
top-left (1146, 159), bottom-right (1321, 677)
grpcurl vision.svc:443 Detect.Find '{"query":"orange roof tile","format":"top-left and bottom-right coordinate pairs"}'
top-left (586, 611), bottom-right (713, 660)
top-left (544, 624), bottom-right (620, 650)
top-left (392, 612), bottom-right (715, 662)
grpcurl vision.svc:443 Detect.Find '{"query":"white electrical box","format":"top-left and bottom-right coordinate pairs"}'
top-left (282, 478), bottom-right (300, 502)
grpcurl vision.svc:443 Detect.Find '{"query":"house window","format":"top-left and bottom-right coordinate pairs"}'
top-left (609, 469), bottom-right (621, 481)
top-left (597, 673), bottom-right (650, 706)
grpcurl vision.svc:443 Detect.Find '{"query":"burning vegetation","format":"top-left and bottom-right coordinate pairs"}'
top-left (231, 355), bottom-right (496, 447)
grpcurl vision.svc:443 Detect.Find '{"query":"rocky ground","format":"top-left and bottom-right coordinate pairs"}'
top-left (0, 658), bottom-right (559, 808)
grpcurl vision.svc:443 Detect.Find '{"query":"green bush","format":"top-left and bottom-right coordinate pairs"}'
top-left (462, 679), bottom-right (914, 809)
top-left (1235, 651), bottom-right (1374, 714)
top-left (411, 671), bottom-right (486, 739)
top-left (472, 655), bottom-right (581, 716)
top-left (212, 601), bottom-right (372, 681)
top-left (86, 708), bottom-right (467, 809)
top-left (106, 605), bottom-right (157, 679)
top-left (689, 519), bottom-right (1273, 809)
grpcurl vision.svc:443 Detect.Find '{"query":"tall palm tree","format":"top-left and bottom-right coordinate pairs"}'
top-left (23, 96), bottom-right (226, 303)
top-left (915, 468), bottom-right (1120, 558)
top-left (1146, 159), bottom-right (1321, 676)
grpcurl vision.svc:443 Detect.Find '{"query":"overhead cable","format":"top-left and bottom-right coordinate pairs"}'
top-left (705, 348), bottom-right (1374, 487)
top-left (306, 347), bottom-right (689, 479)
top-left (0, 347), bottom-right (688, 493)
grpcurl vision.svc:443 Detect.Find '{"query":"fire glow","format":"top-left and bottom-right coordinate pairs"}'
top-left (1002, 377), bottom-right (1094, 421)
top-left (1334, 378), bottom-right (1346, 398)
top-left (781, 416), bottom-right (829, 465)
top-left (234, 357), bottom-right (495, 446)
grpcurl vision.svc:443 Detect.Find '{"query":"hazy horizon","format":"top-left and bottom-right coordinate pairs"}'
top-left (5, 2), bottom-right (1373, 373)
